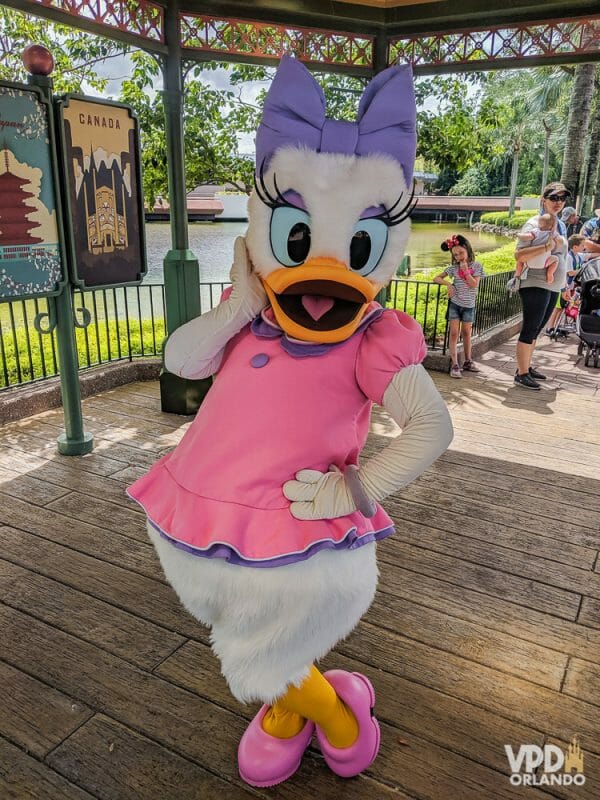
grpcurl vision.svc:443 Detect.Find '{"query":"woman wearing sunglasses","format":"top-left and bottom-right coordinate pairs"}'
top-left (513, 181), bottom-right (570, 390)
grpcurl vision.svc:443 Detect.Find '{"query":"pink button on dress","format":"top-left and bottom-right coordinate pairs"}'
top-left (127, 305), bottom-right (426, 567)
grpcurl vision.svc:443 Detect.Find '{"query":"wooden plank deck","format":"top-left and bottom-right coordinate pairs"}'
top-left (0, 363), bottom-right (599, 799)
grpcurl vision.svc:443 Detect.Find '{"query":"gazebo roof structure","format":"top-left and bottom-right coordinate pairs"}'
top-left (7, 0), bottom-right (600, 75)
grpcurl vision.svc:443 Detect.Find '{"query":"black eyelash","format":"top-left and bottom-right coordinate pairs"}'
top-left (253, 159), bottom-right (296, 210)
top-left (253, 161), bottom-right (417, 223)
top-left (376, 181), bottom-right (418, 227)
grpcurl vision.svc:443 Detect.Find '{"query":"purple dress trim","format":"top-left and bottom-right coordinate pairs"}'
top-left (250, 307), bottom-right (384, 358)
top-left (147, 515), bottom-right (394, 568)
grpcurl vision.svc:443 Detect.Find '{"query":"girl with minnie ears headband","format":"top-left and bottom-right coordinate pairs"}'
top-left (441, 233), bottom-right (474, 262)
top-left (433, 234), bottom-right (484, 378)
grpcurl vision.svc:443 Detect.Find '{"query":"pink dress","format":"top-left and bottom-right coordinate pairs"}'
top-left (127, 304), bottom-right (426, 567)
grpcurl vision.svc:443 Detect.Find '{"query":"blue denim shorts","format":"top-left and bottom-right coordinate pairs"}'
top-left (448, 301), bottom-right (475, 323)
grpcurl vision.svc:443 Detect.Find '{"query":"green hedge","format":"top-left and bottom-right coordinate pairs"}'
top-left (1, 317), bottom-right (165, 389)
top-left (478, 242), bottom-right (517, 274)
top-left (479, 210), bottom-right (533, 228)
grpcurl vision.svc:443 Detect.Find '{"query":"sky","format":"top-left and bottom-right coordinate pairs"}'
top-left (88, 53), bottom-right (265, 155)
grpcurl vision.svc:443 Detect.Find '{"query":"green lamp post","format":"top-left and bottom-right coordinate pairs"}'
top-left (159, 3), bottom-right (212, 414)
top-left (23, 44), bottom-right (93, 455)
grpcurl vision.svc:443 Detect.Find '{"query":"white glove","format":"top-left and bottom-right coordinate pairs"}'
top-left (227, 236), bottom-right (269, 323)
top-left (164, 237), bottom-right (267, 379)
top-left (283, 468), bottom-right (356, 520)
top-left (283, 364), bottom-right (453, 521)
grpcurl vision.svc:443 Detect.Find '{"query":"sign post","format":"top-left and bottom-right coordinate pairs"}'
top-left (0, 45), bottom-right (148, 455)
top-left (0, 48), bottom-right (93, 455)
top-left (28, 67), bottom-right (94, 455)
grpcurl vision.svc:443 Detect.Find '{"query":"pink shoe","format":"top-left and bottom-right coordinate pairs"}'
top-left (315, 670), bottom-right (380, 778)
top-left (238, 705), bottom-right (314, 787)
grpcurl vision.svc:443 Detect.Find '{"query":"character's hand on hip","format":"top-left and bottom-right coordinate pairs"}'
top-left (283, 467), bottom-right (359, 520)
top-left (229, 236), bottom-right (268, 321)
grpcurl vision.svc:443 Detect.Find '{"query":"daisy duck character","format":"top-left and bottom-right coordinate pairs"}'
top-left (128, 56), bottom-right (453, 788)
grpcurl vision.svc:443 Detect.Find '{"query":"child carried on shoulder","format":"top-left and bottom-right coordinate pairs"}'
top-left (514, 213), bottom-right (563, 286)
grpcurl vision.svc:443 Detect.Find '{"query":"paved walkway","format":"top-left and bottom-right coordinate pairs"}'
top-left (472, 330), bottom-right (599, 397)
top-left (0, 336), bottom-right (598, 799)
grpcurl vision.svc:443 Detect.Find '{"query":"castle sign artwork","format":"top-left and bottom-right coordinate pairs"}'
top-left (59, 97), bottom-right (146, 288)
top-left (0, 82), bottom-right (66, 300)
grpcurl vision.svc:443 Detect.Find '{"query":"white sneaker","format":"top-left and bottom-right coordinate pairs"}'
top-left (450, 364), bottom-right (462, 378)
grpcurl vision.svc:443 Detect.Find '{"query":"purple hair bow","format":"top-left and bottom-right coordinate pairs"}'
top-left (255, 55), bottom-right (417, 187)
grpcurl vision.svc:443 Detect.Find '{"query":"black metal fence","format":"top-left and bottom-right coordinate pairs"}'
top-left (472, 270), bottom-right (522, 336)
top-left (0, 272), bottom-right (519, 390)
top-left (386, 270), bottom-right (521, 350)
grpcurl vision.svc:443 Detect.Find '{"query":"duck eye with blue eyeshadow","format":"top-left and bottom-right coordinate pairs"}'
top-left (349, 217), bottom-right (388, 275)
top-left (270, 205), bottom-right (312, 267)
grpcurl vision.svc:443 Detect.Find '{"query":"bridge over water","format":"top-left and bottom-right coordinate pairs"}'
top-left (412, 196), bottom-right (532, 223)
top-left (147, 194), bottom-right (532, 223)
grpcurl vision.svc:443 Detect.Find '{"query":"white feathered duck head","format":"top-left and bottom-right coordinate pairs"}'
top-left (246, 55), bottom-right (417, 344)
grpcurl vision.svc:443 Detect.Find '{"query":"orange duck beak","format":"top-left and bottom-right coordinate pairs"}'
top-left (262, 257), bottom-right (380, 343)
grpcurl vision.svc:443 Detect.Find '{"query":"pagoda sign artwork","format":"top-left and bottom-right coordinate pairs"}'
top-left (60, 97), bottom-right (146, 287)
top-left (0, 84), bottom-right (64, 300)
top-left (0, 148), bottom-right (42, 246)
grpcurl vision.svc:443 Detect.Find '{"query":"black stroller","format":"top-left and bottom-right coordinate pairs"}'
top-left (575, 259), bottom-right (600, 367)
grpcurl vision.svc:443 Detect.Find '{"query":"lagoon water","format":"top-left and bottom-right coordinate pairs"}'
top-left (142, 221), bottom-right (507, 284)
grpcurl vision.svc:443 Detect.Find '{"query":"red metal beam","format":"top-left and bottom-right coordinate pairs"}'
top-left (29, 0), bottom-right (165, 43)
top-left (388, 16), bottom-right (600, 72)
top-left (179, 14), bottom-right (373, 70)
top-left (8, 3), bottom-right (600, 74)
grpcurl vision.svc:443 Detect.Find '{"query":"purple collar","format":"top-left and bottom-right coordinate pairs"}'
top-left (251, 306), bottom-right (384, 357)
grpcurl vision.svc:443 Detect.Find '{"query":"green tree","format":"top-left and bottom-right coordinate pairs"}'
top-left (415, 76), bottom-right (483, 192)
top-left (478, 72), bottom-right (540, 206)
top-left (578, 74), bottom-right (600, 214)
top-left (122, 59), bottom-right (369, 204)
top-left (117, 53), bottom-right (166, 206)
top-left (560, 63), bottom-right (597, 199)
top-left (0, 7), bottom-right (126, 93)
top-left (449, 165), bottom-right (492, 196)
top-left (120, 58), bottom-right (263, 204)
top-left (183, 75), bottom-right (256, 194)
top-left (443, 68), bottom-right (574, 198)
top-left (514, 65), bottom-right (572, 194)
